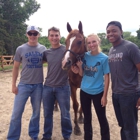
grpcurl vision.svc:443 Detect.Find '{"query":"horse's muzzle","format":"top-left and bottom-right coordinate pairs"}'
top-left (62, 59), bottom-right (72, 70)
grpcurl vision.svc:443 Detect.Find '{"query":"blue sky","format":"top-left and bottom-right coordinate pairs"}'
top-left (26, 0), bottom-right (140, 37)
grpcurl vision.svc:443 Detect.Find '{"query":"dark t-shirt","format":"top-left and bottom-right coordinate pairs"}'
top-left (108, 40), bottom-right (140, 94)
top-left (43, 45), bottom-right (69, 87)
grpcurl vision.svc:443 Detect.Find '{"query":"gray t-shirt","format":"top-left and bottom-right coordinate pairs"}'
top-left (43, 45), bottom-right (69, 87)
top-left (14, 43), bottom-right (46, 84)
top-left (108, 40), bottom-right (140, 94)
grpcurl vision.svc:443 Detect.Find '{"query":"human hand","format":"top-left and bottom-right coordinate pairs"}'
top-left (71, 65), bottom-right (79, 74)
top-left (76, 60), bottom-right (83, 68)
top-left (101, 96), bottom-right (107, 107)
top-left (12, 85), bottom-right (18, 95)
top-left (136, 97), bottom-right (140, 110)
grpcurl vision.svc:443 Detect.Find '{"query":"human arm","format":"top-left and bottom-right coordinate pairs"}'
top-left (136, 63), bottom-right (140, 72)
top-left (101, 73), bottom-right (110, 107)
top-left (12, 61), bottom-right (20, 95)
top-left (71, 60), bottom-right (83, 76)
top-left (136, 63), bottom-right (140, 109)
top-left (71, 65), bottom-right (79, 74)
top-left (136, 99), bottom-right (140, 110)
top-left (76, 60), bottom-right (83, 76)
top-left (43, 50), bottom-right (47, 63)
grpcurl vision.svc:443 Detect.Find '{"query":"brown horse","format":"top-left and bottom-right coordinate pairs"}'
top-left (62, 21), bottom-right (87, 135)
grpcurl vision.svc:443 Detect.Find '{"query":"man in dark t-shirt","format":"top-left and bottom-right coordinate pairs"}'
top-left (41, 27), bottom-right (72, 140)
top-left (106, 21), bottom-right (140, 140)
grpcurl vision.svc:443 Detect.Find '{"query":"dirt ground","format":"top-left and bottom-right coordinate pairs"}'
top-left (0, 68), bottom-right (140, 140)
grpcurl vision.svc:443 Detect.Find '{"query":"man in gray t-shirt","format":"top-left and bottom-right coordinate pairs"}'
top-left (41, 27), bottom-right (72, 140)
top-left (7, 25), bottom-right (46, 140)
top-left (106, 21), bottom-right (140, 140)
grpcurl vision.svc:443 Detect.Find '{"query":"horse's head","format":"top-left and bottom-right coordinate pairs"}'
top-left (62, 21), bottom-right (87, 70)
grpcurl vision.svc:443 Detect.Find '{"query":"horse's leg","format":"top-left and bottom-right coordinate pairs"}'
top-left (70, 85), bottom-right (82, 135)
top-left (54, 100), bottom-right (59, 111)
top-left (78, 105), bottom-right (84, 124)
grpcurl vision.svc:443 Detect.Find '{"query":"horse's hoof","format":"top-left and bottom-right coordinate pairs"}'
top-left (78, 116), bottom-right (84, 124)
top-left (74, 126), bottom-right (82, 136)
top-left (54, 106), bottom-right (59, 111)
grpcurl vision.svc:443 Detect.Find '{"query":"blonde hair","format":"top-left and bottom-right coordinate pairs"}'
top-left (85, 33), bottom-right (102, 52)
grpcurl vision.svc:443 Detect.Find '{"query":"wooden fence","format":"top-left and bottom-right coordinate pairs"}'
top-left (0, 55), bottom-right (14, 71)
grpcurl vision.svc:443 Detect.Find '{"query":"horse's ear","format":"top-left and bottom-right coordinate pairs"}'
top-left (78, 21), bottom-right (83, 34)
top-left (67, 22), bottom-right (72, 33)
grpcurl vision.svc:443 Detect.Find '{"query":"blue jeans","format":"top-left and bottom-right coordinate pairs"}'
top-left (7, 83), bottom-right (43, 140)
top-left (80, 90), bottom-right (110, 140)
top-left (112, 92), bottom-right (139, 140)
top-left (42, 85), bottom-right (72, 139)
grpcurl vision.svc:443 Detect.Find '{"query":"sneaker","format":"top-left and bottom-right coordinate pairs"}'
top-left (41, 138), bottom-right (52, 140)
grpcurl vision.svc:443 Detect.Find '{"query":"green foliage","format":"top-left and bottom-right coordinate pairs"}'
top-left (123, 31), bottom-right (140, 48)
top-left (123, 31), bottom-right (131, 39)
top-left (101, 45), bottom-right (112, 55)
top-left (98, 33), bottom-right (109, 46)
top-left (60, 37), bottom-right (66, 45)
top-left (0, 65), bottom-right (13, 71)
top-left (0, 45), bottom-right (7, 55)
top-left (0, 0), bottom-right (40, 55)
top-left (136, 28), bottom-right (140, 39)
top-left (97, 33), bottom-right (111, 55)
top-left (38, 36), bottom-right (51, 48)
top-left (98, 31), bottom-right (140, 55)
top-left (0, 0), bottom-right (140, 55)
top-left (38, 36), bottom-right (66, 49)
top-left (127, 36), bottom-right (140, 48)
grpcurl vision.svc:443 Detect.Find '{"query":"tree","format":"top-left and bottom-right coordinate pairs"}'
top-left (97, 33), bottom-right (111, 54)
top-left (123, 31), bottom-right (140, 48)
top-left (127, 36), bottom-right (140, 48)
top-left (0, 0), bottom-right (40, 55)
top-left (123, 31), bottom-right (131, 39)
top-left (136, 27), bottom-right (140, 39)
top-left (39, 36), bottom-right (51, 48)
top-left (0, 15), bottom-right (9, 54)
top-left (60, 37), bottom-right (66, 45)
top-left (97, 33), bottom-right (109, 46)
top-left (38, 36), bottom-right (66, 49)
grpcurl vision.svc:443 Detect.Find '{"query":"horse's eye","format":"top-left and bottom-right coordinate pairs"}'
top-left (77, 41), bottom-right (82, 45)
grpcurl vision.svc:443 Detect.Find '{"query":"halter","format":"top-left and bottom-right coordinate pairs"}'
top-left (64, 49), bottom-right (85, 62)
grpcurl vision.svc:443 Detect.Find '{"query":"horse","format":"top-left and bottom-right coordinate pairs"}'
top-left (62, 21), bottom-right (87, 135)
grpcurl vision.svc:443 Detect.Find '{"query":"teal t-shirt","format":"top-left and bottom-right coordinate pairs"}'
top-left (81, 51), bottom-right (110, 95)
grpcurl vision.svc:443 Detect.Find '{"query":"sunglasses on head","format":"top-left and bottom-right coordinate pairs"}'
top-left (27, 32), bottom-right (38, 36)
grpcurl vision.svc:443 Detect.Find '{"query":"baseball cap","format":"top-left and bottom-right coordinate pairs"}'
top-left (26, 25), bottom-right (40, 33)
top-left (106, 21), bottom-right (122, 31)
top-left (106, 21), bottom-right (123, 38)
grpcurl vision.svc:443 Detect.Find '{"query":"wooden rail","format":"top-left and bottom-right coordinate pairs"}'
top-left (0, 55), bottom-right (14, 71)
